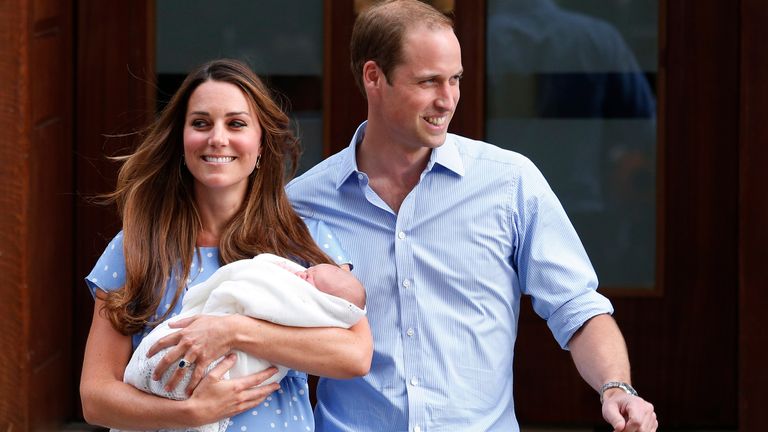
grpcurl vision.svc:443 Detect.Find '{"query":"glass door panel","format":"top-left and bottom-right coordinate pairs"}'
top-left (156, 0), bottom-right (324, 173)
top-left (486, 0), bottom-right (658, 288)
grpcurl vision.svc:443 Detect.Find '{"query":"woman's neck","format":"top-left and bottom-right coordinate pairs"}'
top-left (193, 187), bottom-right (246, 247)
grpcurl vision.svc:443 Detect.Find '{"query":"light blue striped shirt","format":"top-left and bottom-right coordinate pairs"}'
top-left (286, 122), bottom-right (613, 432)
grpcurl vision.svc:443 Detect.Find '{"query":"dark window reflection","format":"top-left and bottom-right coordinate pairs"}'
top-left (156, 0), bottom-right (323, 175)
top-left (486, 0), bottom-right (657, 287)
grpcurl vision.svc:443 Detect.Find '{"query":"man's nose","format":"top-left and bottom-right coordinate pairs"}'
top-left (435, 82), bottom-right (457, 110)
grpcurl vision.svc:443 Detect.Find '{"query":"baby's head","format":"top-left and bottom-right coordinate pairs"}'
top-left (296, 264), bottom-right (366, 309)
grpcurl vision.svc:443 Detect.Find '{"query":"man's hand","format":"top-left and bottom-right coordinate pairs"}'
top-left (602, 390), bottom-right (658, 432)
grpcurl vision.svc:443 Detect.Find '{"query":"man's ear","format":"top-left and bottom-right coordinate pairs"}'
top-left (362, 60), bottom-right (383, 92)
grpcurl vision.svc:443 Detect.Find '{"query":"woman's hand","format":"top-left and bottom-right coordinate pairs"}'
top-left (147, 314), bottom-right (236, 394)
top-left (186, 353), bottom-right (280, 424)
top-left (81, 297), bottom-right (278, 429)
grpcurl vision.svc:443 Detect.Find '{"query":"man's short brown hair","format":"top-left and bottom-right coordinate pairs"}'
top-left (350, 0), bottom-right (454, 96)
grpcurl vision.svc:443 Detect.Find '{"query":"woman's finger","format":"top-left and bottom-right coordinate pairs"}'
top-left (237, 381), bottom-right (281, 410)
top-left (151, 343), bottom-right (189, 380)
top-left (147, 330), bottom-right (182, 358)
top-left (168, 315), bottom-right (198, 329)
top-left (236, 366), bottom-right (279, 389)
top-left (204, 353), bottom-right (237, 381)
top-left (185, 354), bottom-right (215, 396)
top-left (164, 353), bottom-right (197, 392)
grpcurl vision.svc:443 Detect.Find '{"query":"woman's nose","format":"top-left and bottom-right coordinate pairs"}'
top-left (208, 125), bottom-right (227, 146)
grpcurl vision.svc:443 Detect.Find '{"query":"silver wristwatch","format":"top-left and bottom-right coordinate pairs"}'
top-left (599, 381), bottom-right (638, 403)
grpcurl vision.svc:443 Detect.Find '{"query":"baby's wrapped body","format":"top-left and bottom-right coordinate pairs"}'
top-left (121, 254), bottom-right (365, 432)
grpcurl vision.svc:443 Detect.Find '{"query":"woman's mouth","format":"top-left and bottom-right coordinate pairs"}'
top-left (202, 156), bottom-right (236, 163)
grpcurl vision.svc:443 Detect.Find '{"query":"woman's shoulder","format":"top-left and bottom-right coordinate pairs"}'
top-left (300, 218), bottom-right (350, 266)
top-left (84, 231), bottom-right (127, 296)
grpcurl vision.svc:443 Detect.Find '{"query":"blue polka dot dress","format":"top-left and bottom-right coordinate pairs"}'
top-left (86, 219), bottom-right (350, 431)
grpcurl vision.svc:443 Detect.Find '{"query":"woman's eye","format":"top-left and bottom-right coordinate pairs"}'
top-left (230, 120), bottom-right (246, 128)
top-left (191, 119), bottom-right (208, 128)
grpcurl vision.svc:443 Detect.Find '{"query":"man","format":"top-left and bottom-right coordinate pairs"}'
top-left (286, 1), bottom-right (658, 431)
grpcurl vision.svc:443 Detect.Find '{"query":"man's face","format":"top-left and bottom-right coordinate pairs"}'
top-left (377, 25), bottom-right (463, 152)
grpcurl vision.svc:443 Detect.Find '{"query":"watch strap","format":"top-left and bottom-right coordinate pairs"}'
top-left (599, 381), bottom-right (638, 404)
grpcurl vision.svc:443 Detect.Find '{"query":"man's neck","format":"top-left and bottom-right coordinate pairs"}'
top-left (356, 132), bottom-right (432, 213)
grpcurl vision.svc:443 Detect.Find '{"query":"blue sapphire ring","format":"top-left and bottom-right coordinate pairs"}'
top-left (178, 358), bottom-right (192, 369)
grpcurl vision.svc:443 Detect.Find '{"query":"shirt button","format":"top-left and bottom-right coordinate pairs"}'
top-left (397, 231), bottom-right (406, 239)
top-left (410, 377), bottom-right (419, 386)
top-left (406, 328), bottom-right (415, 337)
top-left (357, 173), bottom-right (364, 180)
top-left (402, 279), bottom-right (411, 288)
top-left (414, 426), bottom-right (421, 432)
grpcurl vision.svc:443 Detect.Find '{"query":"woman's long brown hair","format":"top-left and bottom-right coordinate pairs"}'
top-left (102, 59), bottom-right (333, 335)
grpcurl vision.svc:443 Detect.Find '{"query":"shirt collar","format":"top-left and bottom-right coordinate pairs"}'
top-left (334, 121), bottom-right (465, 190)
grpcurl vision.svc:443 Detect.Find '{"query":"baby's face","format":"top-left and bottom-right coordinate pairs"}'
top-left (303, 264), bottom-right (347, 290)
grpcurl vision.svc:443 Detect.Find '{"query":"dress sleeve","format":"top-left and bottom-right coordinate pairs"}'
top-left (84, 231), bottom-right (128, 298)
top-left (302, 218), bottom-right (352, 268)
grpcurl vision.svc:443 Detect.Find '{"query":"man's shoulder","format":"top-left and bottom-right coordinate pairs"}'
top-left (449, 133), bottom-right (534, 169)
top-left (287, 149), bottom-right (349, 193)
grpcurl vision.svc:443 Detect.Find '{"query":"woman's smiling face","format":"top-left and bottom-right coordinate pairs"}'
top-left (183, 80), bottom-right (262, 197)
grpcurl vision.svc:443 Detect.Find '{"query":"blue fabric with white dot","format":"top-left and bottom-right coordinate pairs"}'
top-left (85, 218), bottom-right (350, 431)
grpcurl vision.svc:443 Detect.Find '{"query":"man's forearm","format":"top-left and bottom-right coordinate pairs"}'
top-left (568, 313), bottom-right (631, 392)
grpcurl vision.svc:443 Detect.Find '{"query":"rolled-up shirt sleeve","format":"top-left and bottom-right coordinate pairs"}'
top-left (511, 157), bottom-right (614, 349)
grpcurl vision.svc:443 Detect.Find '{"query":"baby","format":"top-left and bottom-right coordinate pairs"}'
top-left (119, 254), bottom-right (366, 432)
top-left (279, 261), bottom-right (365, 310)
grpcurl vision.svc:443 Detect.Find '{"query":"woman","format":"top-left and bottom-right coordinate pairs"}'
top-left (80, 59), bottom-right (372, 430)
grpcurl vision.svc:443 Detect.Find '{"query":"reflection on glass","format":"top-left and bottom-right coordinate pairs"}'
top-left (354, 0), bottom-right (454, 14)
top-left (155, 0), bottom-right (323, 174)
top-left (486, 0), bottom-right (658, 287)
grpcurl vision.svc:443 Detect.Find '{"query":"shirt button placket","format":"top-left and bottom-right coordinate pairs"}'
top-left (395, 204), bottom-right (423, 430)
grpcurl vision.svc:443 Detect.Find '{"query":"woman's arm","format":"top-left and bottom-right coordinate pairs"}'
top-left (232, 315), bottom-right (373, 377)
top-left (80, 296), bottom-right (279, 429)
top-left (151, 314), bottom-right (373, 392)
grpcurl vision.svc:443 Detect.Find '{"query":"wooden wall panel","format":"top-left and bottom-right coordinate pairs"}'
top-left (324, 0), bottom-right (366, 154)
top-left (451, 0), bottom-right (484, 140)
top-left (739, 0), bottom-right (768, 430)
top-left (0, 0), bottom-right (74, 429)
top-left (73, 0), bottom-right (155, 421)
top-left (0, 2), bottom-right (31, 429)
top-left (27, 0), bottom-right (74, 428)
